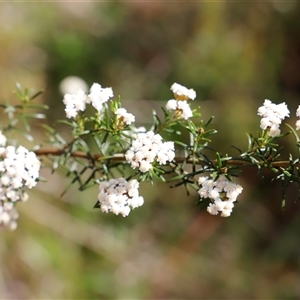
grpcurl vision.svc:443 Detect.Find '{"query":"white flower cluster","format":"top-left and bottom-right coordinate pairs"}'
top-left (0, 131), bottom-right (40, 230)
top-left (97, 178), bottom-right (144, 217)
top-left (198, 175), bottom-right (243, 217)
top-left (296, 106), bottom-right (300, 130)
top-left (125, 131), bottom-right (175, 172)
top-left (115, 108), bottom-right (135, 125)
top-left (171, 82), bottom-right (196, 100)
top-left (257, 99), bottom-right (290, 137)
top-left (166, 99), bottom-right (193, 120)
top-left (62, 83), bottom-right (113, 118)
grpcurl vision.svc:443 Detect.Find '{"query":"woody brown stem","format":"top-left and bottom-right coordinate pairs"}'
top-left (34, 147), bottom-right (294, 168)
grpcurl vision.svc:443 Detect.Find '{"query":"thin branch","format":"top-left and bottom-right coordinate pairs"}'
top-left (34, 147), bottom-right (295, 168)
top-left (34, 148), bottom-right (124, 161)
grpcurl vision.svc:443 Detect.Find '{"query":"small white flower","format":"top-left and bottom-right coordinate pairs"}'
top-left (198, 175), bottom-right (243, 217)
top-left (208, 189), bottom-right (219, 200)
top-left (166, 99), bottom-right (193, 120)
top-left (198, 176), bottom-right (208, 185)
top-left (275, 102), bottom-right (290, 119)
top-left (115, 108), bottom-right (135, 125)
top-left (125, 131), bottom-right (175, 173)
top-left (269, 126), bottom-right (281, 137)
top-left (64, 106), bottom-right (77, 119)
top-left (87, 83), bottom-right (113, 112)
top-left (139, 160), bottom-right (152, 173)
top-left (97, 178), bottom-right (144, 217)
top-left (165, 99), bottom-right (177, 110)
top-left (220, 208), bottom-right (233, 218)
top-left (170, 83), bottom-right (196, 100)
top-left (1, 175), bottom-right (10, 186)
top-left (207, 203), bottom-right (219, 215)
top-left (260, 117), bottom-right (271, 130)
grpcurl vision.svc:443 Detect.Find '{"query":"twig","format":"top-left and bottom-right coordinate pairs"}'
top-left (34, 147), bottom-right (295, 168)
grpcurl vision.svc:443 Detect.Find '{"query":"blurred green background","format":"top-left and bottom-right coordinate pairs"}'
top-left (1, 1), bottom-right (300, 299)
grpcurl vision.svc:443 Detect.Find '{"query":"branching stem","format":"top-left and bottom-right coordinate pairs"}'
top-left (34, 147), bottom-right (293, 168)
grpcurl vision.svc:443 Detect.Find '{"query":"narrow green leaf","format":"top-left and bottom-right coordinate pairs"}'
top-left (15, 82), bottom-right (23, 94)
top-left (281, 198), bottom-right (286, 209)
top-left (57, 119), bottom-right (76, 127)
top-left (80, 180), bottom-right (97, 191)
top-left (216, 152), bottom-right (222, 166)
top-left (230, 145), bottom-right (242, 154)
top-left (173, 140), bottom-right (187, 147)
top-left (246, 133), bottom-right (253, 150)
top-left (24, 113), bottom-right (46, 119)
top-left (52, 159), bottom-right (59, 173)
top-left (41, 124), bottom-right (56, 134)
top-left (286, 123), bottom-right (300, 143)
top-left (20, 115), bottom-right (31, 131)
top-left (204, 116), bottom-right (214, 127)
top-left (94, 201), bottom-right (100, 208)
top-left (29, 90), bottom-right (44, 101)
top-left (102, 131), bottom-right (109, 145)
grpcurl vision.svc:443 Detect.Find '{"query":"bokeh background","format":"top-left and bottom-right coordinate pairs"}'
top-left (1, 1), bottom-right (300, 299)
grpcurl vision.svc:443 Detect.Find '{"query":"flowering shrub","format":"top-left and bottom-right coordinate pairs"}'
top-left (1, 81), bottom-right (300, 230)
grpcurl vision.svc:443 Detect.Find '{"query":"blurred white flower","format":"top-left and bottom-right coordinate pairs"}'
top-left (59, 76), bottom-right (88, 95)
top-left (0, 201), bottom-right (19, 231)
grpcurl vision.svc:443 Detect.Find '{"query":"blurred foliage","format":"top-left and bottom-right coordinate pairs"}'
top-left (0, 1), bottom-right (300, 299)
